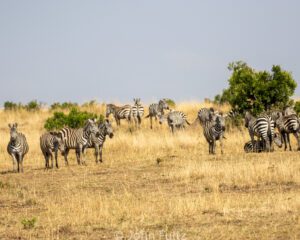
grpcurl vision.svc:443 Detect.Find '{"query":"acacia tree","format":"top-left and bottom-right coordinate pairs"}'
top-left (215, 61), bottom-right (297, 115)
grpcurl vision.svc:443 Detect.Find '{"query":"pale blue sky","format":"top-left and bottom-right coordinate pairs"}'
top-left (0, 0), bottom-right (299, 104)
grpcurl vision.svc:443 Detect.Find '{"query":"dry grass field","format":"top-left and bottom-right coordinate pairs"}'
top-left (0, 102), bottom-right (299, 240)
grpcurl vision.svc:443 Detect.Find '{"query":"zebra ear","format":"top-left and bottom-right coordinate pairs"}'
top-left (105, 119), bottom-right (109, 124)
top-left (14, 123), bottom-right (18, 128)
top-left (8, 123), bottom-right (12, 128)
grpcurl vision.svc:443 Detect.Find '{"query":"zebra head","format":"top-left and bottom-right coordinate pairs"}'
top-left (84, 119), bottom-right (100, 137)
top-left (274, 132), bottom-right (283, 148)
top-left (158, 112), bottom-right (167, 124)
top-left (50, 131), bottom-right (66, 154)
top-left (8, 123), bottom-right (18, 141)
top-left (106, 104), bottom-right (115, 118)
top-left (159, 99), bottom-right (170, 111)
top-left (99, 119), bottom-right (114, 138)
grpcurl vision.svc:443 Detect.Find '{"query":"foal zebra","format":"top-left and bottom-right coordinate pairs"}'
top-left (85, 119), bottom-right (114, 163)
top-left (145, 99), bottom-right (169, 129)
top-left (132, 98), bottom-right (144, 127)
top-left (40, 132), bottom-right (65, 169)
top-left (7, 123), bottom-right (29, 173)
top-left (106, 103), bottom-right (132, 126)
top-left (244, 132), bottom-right (282, 153)
top-left (159, 110), bottom-right (190, 133)
top-left (244, 112), bottom-right (275, 152)
top-left (203, 113), bottom-right (225, 154)
top-left (275, 113), bottom-right (300, 151)
top-left (59, 119), bottom-right (99, 165)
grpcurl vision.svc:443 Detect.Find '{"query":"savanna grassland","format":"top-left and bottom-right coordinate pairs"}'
top-left (0, 102), bottom-right (299, 240)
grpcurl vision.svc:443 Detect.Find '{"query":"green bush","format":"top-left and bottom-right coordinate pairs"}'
top-left (294, 101), bottom-right (300, 115)
top-left (44, 108), bottom-right (101, 130)
top-left (50, 102), bottom-right (78, 111)
top-left (4, 101), bottom-right (19, 111)
top-left (21, 217), bottom-right (37, 229)
top-left (165, 99), bottom-right (176, 108)
top-left (26, 100), bottom-right (40, 111)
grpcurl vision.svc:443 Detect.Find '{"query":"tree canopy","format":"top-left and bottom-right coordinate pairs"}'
top-left (214, 61), bottom-right (297, 115)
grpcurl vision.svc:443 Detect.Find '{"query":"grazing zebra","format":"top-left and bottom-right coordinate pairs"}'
top-left (132, 98), bottom-right (144, 127)
top-left (59, 119), bottom-right (100, 165)
top-left (84, 119), bottom-right (114, 163)
top-left (106, 103), bottom-right (132, 126)
top-left (159, 110), bottom-right (190, 133)
top-left (244, 112), bottom-right (275, 152)
top-left (203, 113), bottom-right (225, 154)
top-left (7, 123), bottom-right (29, 173)
top-left (40, 132), bottom-right (65, 169)
top-left (197, 107), bottom-right (215, 126)
top-left (244, 132), bottom-right (282, 153)
top-left (145, 99), bottom-right (169, 129)
top-left (275, 113), bottom-right (300, 151)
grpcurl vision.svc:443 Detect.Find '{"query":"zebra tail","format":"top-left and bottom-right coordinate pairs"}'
top-left (186, 120), bottom-right (191, 125)
top-left (145, 114), bottom-right (150, 118)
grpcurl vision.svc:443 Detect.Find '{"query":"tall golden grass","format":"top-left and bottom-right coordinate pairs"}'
top-left (0, 102), bottom-right (299, 239)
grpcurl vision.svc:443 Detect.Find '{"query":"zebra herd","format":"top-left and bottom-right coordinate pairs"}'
top-left (6, 99), bottom-right (300, 173)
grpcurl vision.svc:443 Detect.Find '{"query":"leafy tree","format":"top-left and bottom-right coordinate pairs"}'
top-left (4, 101), bottom-right (18, 111)
top-left (26, 100), bottom-right (41, 111)
top-left (294, 101), bottom-right (300, 115)
top-left (215, 61), bottom-right (297, 115)
top-left (165, 99), bottom-right (176, 108)
top-left (50, 102), bottom-right (78, 111)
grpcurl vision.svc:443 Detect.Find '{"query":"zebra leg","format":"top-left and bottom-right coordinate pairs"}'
top-left (293, 132), bottom-right (300, 151)
top-left (49, 152), bottom-right (54, 168)
top-left (287, 134), bottom-right (292, 151)
top-left (75, 148), bottom-right (81, 165)
top-left (94, 144), bottom-right (99, 163)
top-left (64, 149), bottom-right (70, 166)
top-left (212, 139), bottom-right (216, 154)
top-left (282, 133), bottom-right (288, 151)
top-left (208, 142), bottom-right (212, 154)
top-left (99, 145), bottom-right (103, 163)
top-left (44, 153), bottom-right (49, 169)
top-left (54, 149), bottom-right (59, 169)
top-left (11, 154), bottom-right (17, 172)
top-left (220, 138), bottom-right (224, 154)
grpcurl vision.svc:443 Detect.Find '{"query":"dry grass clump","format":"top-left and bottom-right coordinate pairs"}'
top-left (0, 102), bottom-right (299, 239)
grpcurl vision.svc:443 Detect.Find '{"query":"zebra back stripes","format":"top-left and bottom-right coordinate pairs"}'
top-left (132, 98), bottom-right (144, 127)
top-left (59, 119), bottom-right (99, 165)
top-left (40, 132), bottom-right (65, 169)
top-left (106, 103), bottom-right (132, 126)
top-left (159, 110), bottom-right (190, 133)
top-left (244, 132), bottom-right (282, 153)
top-left (7, 123), bottom-right (29, 173)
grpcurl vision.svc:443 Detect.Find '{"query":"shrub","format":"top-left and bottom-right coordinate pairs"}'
top-left (81, 100), bottom-right (97, 108)
top-left (50, 102), bottom-right (78, 111)
top-left (294, 101), bottom-right (300, 115)
top-left (4, 101), bottom-right (19, 111)
top-left (21, 217), bottom-right (37, 229)
top-left (44, 108), bottom-right (101, 130)
top-left (25, 100), bottom-right (41, 111)
top-left (165, 99), bottom-right (176, 108)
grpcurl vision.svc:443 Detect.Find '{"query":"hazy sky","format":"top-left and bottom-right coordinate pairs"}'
top-left (0, 1), bottom-right (299, 104)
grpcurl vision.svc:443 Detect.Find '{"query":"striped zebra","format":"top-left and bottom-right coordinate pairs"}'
top-left (283, 106), bottom-right (296, 116)
top-left (203, 113), bottom-right (225, 154)
top-left (197, 107), bottom-right (215, 126)
top-left (106, 103), bottom-right (132, 126)
top-left (159, 110), bottom-right (190, 133)
top-left (132, 98), bottom-right (144, 127)
top-left (145, 99), bottom-right (169, 129)
top-left (244, 112), bottom-right (275, 152)
top-left (244, 132), bottom-right (282, 153)
top-left (84, 119), bottom-right (114, 163)
top-left (40, 132), bottom-right (65, 169)
top-left (59, 119), bottom-right (99, 165)
top-left (275, 113), bottom-right (300, 151)
top-left (7, 123), bottom-right (29, 173)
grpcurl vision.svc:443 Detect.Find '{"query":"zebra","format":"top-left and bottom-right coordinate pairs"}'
top-left (197, 107), bottom-right (215, 126)
top-left (106, 103), bottom-right (132, 126)
top-left (132, 98), bottom-right (144, 127)
top-left (145, 99), bottom-right (169, 129)
top-left (84, 119), bottom-right (114, 163)
top-left (159, 110), bottom-right (190, 133)
top-left (244, 112), bottom-right (275, 152)
top-left (244, 132), bottom-right (282, 153)
top-left (283, 106), bottom-right (296, 116)
top-left (40, 132), bottom-right (66, 169)
top-left (275, 113), bottom-right (300, 151)
top-left (59, 119), bottom-right (100, 165)
top-left (7, 123), bottom-right (29, 173)
top-left (203, 112), bottom-right (225, 154)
